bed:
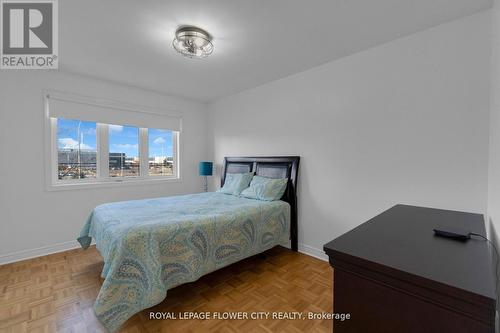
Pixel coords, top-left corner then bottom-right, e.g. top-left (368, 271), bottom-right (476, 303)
top-left (77, 156), bottom-right (300, 332)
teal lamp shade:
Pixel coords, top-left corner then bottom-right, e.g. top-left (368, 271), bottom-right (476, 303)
top-left (199, 162), bottom-right (213, 176)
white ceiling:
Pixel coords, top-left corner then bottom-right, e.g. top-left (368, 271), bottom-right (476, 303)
top-left (60, 0), bottom-right (492, 102)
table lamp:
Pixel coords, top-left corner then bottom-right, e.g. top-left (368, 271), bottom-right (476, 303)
top-left (199, 161), bottom-right (213, 192)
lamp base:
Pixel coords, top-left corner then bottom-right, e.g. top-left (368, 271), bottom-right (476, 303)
top-left (203, 176), bottom-right (208, 192)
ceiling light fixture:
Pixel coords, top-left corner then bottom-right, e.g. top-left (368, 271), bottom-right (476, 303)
top-left (172, 26), bottom-right (213, 59)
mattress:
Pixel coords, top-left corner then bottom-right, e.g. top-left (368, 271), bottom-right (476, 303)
top-left (77, 192), bottom-right (290, 332)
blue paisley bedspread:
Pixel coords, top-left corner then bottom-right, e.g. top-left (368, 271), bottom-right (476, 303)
top-left (77, 192), bottom-right (290, 332)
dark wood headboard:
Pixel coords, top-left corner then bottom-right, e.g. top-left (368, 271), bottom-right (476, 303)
top-left (221, 156), bottom-right (300, 251)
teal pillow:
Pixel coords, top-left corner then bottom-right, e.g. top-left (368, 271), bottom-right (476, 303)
top-left (240, 175), bottom-right (288, 201)
top-left (217, 172), bottom-right (254, 195)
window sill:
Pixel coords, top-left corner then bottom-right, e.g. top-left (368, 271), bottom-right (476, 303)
top-left (45, 176), bottom-right (182, 191)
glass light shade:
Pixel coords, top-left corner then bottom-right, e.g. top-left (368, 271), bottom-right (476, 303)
top-left (173, 26), bottom-right (214, 59)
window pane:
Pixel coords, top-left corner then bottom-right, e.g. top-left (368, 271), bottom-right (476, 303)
top-left (148, 129), bottom-right (174, 176)
top-left (57, 118), bottom-right (97, 180)
top-left (109, 125), bottom-right (140, 177)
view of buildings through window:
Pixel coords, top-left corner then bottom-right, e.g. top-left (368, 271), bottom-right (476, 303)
top-left (56, 118), bottom-right (175, 181)
top-left (108, 125), bottom-right (139, 177)
top-left (57, 118), bottom-right (97, 180)
top-left (148, 128), bottom-right (174, 176)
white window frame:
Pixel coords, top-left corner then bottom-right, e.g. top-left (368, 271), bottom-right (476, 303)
top-left (44, 91), bottom-right (182, 191)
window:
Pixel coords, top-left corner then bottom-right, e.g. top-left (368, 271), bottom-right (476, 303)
top-left (57, 118), bottom-right (97, 180)
top-left (109, 125), bottom-right (140, 178)
top-left (148, 128), bottom-right (174, 176)
top-left (45, 92), bottom-right (181, 189)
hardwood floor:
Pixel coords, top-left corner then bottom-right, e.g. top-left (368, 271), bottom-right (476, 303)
top-left (0, 246), bottom-right (333, 332)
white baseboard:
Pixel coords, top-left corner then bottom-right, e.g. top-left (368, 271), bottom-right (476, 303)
top-left (0, 240), bottom-right (82, 265)
top-left (1, 240), bottom-right (328, 266)
top-left (298, 243), bottom-right (329, 262)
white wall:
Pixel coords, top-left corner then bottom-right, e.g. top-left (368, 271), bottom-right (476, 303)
top-left (490, 0), bottom-right (500, 234)
top-left (0, 71), bottom-right (209, 263)
top-left (488, 0), bottom-right (500, 307)
top-left (209, 12), bottom-right (491, 259)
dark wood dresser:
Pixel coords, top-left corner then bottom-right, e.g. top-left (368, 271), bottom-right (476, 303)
top-left (323, 204), bottom-right (496, 333)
